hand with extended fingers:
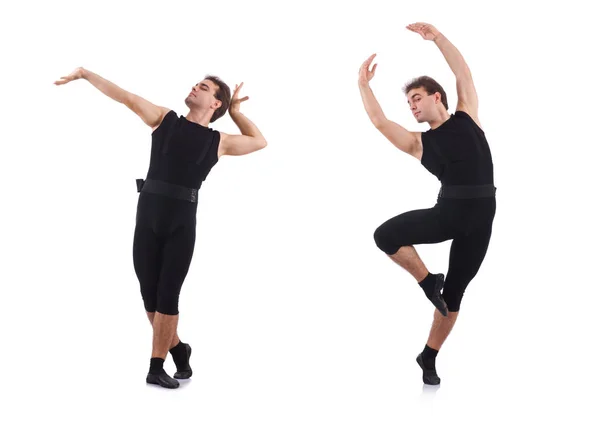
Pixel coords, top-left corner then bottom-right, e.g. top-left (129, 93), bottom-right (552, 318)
top-left (229, 82), bottom-right (249, 114)
top-left (54, 67), bottom-right (86, 85)
top-left (358, 53), bottom-right (378, 86)
top-left (406, 22), bottom-right (442, 41)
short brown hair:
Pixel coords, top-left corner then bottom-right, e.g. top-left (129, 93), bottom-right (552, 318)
top-left (403, 76), bottom-right (448, 110)
top-left (205, 75), bottom-right (231, 123)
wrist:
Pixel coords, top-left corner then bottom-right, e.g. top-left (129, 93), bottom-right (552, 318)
top-left (80, 68), bottom-right (90, 80)
top-left (433, 32), bottom-right (446, 43)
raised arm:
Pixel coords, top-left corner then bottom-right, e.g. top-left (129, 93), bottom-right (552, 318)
top-left (218, 83), bottom-right (267, 157)
top-left (407, 23), bottom-right (481, 126)
top-left (358, 54), bottom-right (420, 158)
top-left (54, 67), bottom-right (170, 130)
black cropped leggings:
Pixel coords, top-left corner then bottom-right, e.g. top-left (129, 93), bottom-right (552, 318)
top-left (374, 197), bottom-right (496, 312)
top-left (132, 192), bottom-right (197, 315)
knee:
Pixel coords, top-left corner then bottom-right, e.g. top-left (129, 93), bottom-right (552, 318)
top-left (374, 224), bottom-right (398, 255)
top-left (442, 284), bottom-right (467, 312)
top-left (444, 293), bottom-right (464, 312)
top-left (156, 292), bottom-right (180, 316)
top-left (140, 285), bottom-right (157, 313)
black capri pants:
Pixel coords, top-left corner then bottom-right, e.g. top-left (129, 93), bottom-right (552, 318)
top-left (374, 196), bottom-right (496, 312)
top-left (133, 192), bottom-right (197, 315)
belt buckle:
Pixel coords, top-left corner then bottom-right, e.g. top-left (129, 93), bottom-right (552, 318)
top-left (136, 178), bottom-right (145, 192)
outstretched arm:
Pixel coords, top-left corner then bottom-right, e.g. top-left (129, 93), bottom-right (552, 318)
top-left (219, 83), bottom-right (267, 157)
top-left (358, 54), bottom-right (420, 158)
top-left (54, 67), bottom-right (169, 129)
top-left (407, 23), bottom-right (480, 124)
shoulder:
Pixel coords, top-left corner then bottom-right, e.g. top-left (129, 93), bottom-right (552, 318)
top-left (454, 109), bottom-right (484, 132)
top-left (151, 109), bottom-right (177, 134)
top-left (158, 108), bottom-right (176, 122)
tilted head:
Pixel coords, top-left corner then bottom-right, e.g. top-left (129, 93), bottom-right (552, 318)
top-left (403, 76), bottom-right (448, 124)
top-left (185, 75), bottom-right (231, 123)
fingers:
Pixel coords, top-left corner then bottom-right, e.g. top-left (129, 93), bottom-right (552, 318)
top-left (406, 23), bottom-right (427, 32)
top-left (407, 22), bottom-right (435, 34)
top-left (232, 83), bottom-right (249, 103)
top-left (406, 23), bottom-right (431, 39)
top-left (363, 53), bottom-right (376, 67)
top-left (233, 82), bottom-right (244, 98)
top-left (359, 53), bottom-right (376, 75)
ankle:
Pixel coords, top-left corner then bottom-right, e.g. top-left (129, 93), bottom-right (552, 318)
top-left (418, 273), bottom-right (438, 297)
top-left (149, 357), bottom-right (165, 375)
top-left (169, 340), bottom-right (182, 352)
top-left (417, 271), bottom-right (431, 284)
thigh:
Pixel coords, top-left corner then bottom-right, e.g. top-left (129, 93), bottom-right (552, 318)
top-left (378, 206), bottom-right (455, 247)
top-left (444, 220), bottom-right (494, 297)
top-left (133, 224), bottom-right (162, 289)
top-left (157, 223), bottom-right (197, 299)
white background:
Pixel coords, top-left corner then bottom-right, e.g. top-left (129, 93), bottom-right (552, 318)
top-left (2, 0), bottom-right (599, 427)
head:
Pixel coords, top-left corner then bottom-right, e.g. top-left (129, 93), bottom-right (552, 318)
top-left (403, 76), bottom-right (448, 123)
top-left (185, 75), bottom-right (231, 123)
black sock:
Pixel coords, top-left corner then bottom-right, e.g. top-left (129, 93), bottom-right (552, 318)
top-left (418, 273), bottom-right (438, 297)
top-left (422, 345), bottom-right (439, 370)
top-left (169, 341), bottom-right (189, 370)
top-left (149, 357), bottom-right (165, 375)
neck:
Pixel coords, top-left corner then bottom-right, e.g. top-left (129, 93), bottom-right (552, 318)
top-left (185, 108), bottom-right (213, 127)
top-left (428, 110), bottom-right (451, 130)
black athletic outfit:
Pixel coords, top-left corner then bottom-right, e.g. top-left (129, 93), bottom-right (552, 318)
top-left (133, 110), bottom-right (220, 315)
top-left (374, 110), bottom-right (496, 312)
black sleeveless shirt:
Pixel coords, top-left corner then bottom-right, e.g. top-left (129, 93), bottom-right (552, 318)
top-left (145, 110), bottom-right (221, 189)
top-left (421, 110), bottom-right (494, 186)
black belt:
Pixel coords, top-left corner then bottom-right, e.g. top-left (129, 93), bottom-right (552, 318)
top-left (438, 184), bottom-right (496, 199)
top-left (136, 178), bottom-right (199, 203)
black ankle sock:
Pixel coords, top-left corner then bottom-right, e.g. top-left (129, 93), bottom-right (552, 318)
top-left (169, 341), bottom-right (189, 370)
top-left (422, 345), bottom-right (439, 370)
top-left (418, 273), bottom-right (438, 297)
top-left (149, 357), bottom-right (165, 375)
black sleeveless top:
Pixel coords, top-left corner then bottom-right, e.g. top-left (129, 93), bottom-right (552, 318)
top-left (421, 110), bottom-right (494, 186)
top-left (145, 110), bottom-right (221, 189)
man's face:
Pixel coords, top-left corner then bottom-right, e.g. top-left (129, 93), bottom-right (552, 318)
top-left (407, 87), bottom-right (436, 123)
top-left (186, 79), bottom-right (221, 110)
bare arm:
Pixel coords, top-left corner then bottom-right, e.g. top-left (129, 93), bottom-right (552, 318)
top-left (433, 34), bottom-right (479, 120)
top-left (55, 67), bottom-right (169, 129)
top-left (407, 23), bottom-right (480, 125)
top-left (358, 55), bottom-right (420, 158)
top-left (219, 83), bottom-right (267, 157)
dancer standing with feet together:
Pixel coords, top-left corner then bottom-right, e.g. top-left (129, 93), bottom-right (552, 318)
top-left (358, 23), bottom-right (496, 385)
top-left (55, 68), bottom-right (267, 388)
